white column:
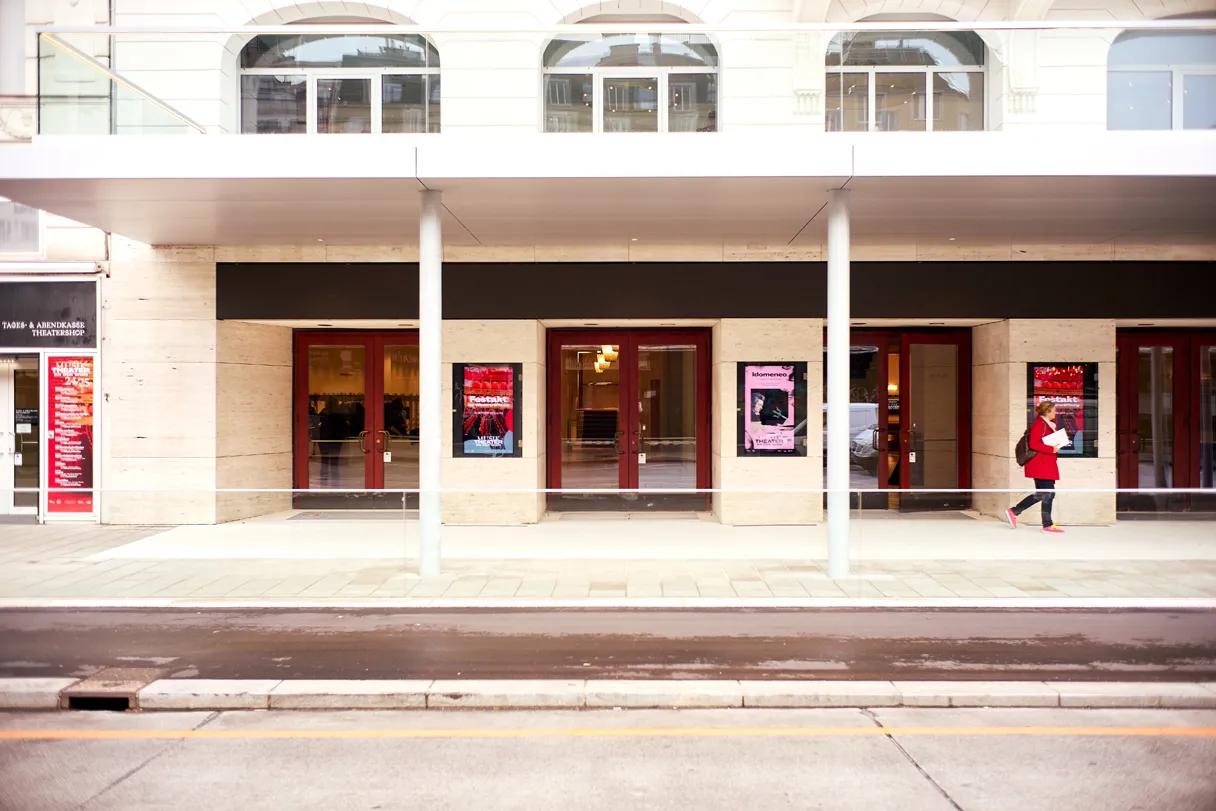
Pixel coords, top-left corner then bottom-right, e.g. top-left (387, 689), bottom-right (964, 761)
top-left (826, 189), bottom-right (851, 579)
top-left (419, 190), bottom-right (443, 576)
top-left (0, 0), bottom-right (25, 97)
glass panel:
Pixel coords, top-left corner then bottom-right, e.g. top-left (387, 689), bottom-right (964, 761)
top-left (543, 34), bottom-right (717, 69)
top-left (874, 73), bottom-right (927, 132)
top-left (933, 71), bottom-right (983, 131)
top-left (241, 34), bottom-right (437, 69)
top-left (13, 367), bottom-right (39, 510)
top-left (636, 344), bottom-right (697, 492)
top-left (668, 73), bottom-right (717, 131)
top-left (240, 75), bottom-right (307, 134)
top-left (307, 346), bottom-right (367, 492)
top-left (1137, 346), bottom-right (1174, 489)
top-left (1107, 71), bottom-right (1172, 131)
top-left (317, 78), bottom-right (372, 133)
top-left (906, 343), bottom-right (961, 510)
top-left (382, 75), bottom-right (440, 133)
top-left (544, 74), bottom-right (594, 132)
top-left (1109, 31), bottom-right (1216, 68)
top-left (823, 345), bottom-right (885, 506)
top-left (825, 73), bottom-right (869, 132)
top-left (1183, 73), bottom-right (1216, 130)
top-left (1200, 347), bottom-right (1216, 503)
top-left (603, 77), bottom-right (659, 132)
top-left (558, 345), bottom-right (622, 499)
top-left (827, 32), bottom-right (985, 68)
top-left (382, 345), bottom-right (419, 504)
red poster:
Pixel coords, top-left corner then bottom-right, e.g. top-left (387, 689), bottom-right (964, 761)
top-left (47, 356), bottom-right (95, 513)
top-left (1030, 363), bottom-right (1085, 458)
top-left (459, 365), bottom-right (516, 456)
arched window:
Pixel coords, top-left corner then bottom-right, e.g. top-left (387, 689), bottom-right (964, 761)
top-left (1108, 30), bottom-right (1216, 130)
top-left (824, 31), bottom-right (986, 132)
top-left (239, 31), bottom-right (440, 134)
top-left (542, 30), bottom-right (718, 132)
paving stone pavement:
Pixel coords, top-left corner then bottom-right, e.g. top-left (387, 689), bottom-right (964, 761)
top-left (1, 522), bottom-right (1216, 601)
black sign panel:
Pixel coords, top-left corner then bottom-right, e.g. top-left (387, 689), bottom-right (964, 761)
top-left (0, 281), bottom-right (97, 349)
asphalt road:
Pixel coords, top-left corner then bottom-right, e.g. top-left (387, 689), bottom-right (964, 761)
top-left (2, 708), bottom-right (1215, 810)
top-left (1, 608), bottom-right (1214, 681)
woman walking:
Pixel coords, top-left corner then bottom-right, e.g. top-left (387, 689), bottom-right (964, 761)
top-left (1006, 401), bottom-right (1065, 534)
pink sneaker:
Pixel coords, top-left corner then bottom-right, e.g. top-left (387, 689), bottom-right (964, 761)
top-left (1005, 509), bottom-right (1017, 529)
top-left (1042, 525), bottom-right (1065, 534)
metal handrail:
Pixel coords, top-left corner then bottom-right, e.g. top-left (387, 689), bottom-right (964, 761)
top-left (32, 19), bottom-right (1216, 34)
top-left (39, 33), bottom-right (207, 135)
top-left (5, 486), bottom-right (1216, 495)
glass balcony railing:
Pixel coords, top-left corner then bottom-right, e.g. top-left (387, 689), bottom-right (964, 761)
top-left (33, 20), bottom-right (1216, 136)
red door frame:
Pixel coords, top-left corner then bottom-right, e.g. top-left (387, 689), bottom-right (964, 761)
top-left (849, 331), bottom-right (895, 490)
top-left (899, 332), bottom-right (973, 496)
top-left (292, 330), bottom-right (419, 493)
top-left (546, 328), bottom-right (712, 502)
top-left (1116, 330), bottom-right (1215, 497)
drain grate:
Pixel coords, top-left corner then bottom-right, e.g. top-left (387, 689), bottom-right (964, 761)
top-left (60, 667), bottom-right (168, 712)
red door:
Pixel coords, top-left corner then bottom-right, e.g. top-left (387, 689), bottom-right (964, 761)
top-left (294, 331), bottom-right (419, 508)
top-left (1117, 331), bottom-right (1216, 512)
top-left (547, 329), bottom-right (711, 510)
top-left (898, 332), bottom-right (971, 511)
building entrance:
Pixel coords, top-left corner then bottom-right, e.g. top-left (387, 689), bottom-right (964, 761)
top-left (547, 329), bottom-right (711, 511)
top-left (0, 356), bottom-right (39, 519)
top-left (1116, 331), bottom-right (1216, 514)
top-left (293, 331), bottom-right (419, 509)
top-left (827, 331), bottom-right (971, 511)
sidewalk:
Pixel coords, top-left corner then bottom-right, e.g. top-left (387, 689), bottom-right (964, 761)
top-left (1, 513), bottom-right (1215, 604)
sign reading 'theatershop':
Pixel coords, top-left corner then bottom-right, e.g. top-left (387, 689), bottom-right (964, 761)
top-left (47, 356), bottom-right (95, 514)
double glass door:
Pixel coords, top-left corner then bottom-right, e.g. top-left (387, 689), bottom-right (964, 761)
top-left (1116, 332), bottom-right (1216, 513)
top-left (293, 332), bottom-right (419, 509)
top-left (548, 330), bottom-right (711, 510)
top-left (826, 331), bottom-right (970, 511)
top-left (0, 356), bottom-right (39, 518)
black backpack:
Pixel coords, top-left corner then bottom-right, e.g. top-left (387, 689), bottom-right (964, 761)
top-left (1015, 427), bottom-right (1038, 467)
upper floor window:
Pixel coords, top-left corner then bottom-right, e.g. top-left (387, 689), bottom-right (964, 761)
top-left (1108, 30), bottom-right (1216, 130)
top-left (239, 33), bottom-right (440, 134)
top-left (542, 33), bottom-right (718, 132)
top-left (825, 31), bottom-right (986, 132)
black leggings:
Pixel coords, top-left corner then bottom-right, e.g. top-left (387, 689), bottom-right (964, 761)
top-left (1012, 479), bottom-right (1055, 527)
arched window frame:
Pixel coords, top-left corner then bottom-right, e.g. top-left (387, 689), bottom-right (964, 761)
top-left (1107, 30), bottom-right (1216, 130)
top-left (541, 32), bottom-right (719, 133)
top-left (238, 32), bottom-right (441, 134)
top-left (824, 31), bottom-right (987, 133)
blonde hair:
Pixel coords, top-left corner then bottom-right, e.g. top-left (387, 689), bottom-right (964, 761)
top-left (1035, 400), bottom-right (1056, 417)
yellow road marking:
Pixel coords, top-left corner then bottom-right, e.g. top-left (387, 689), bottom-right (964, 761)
top-left (1, 726), bottom-right (1215, 741)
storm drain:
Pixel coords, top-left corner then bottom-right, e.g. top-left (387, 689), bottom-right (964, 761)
top-left (60, 667), bottom-right (168, 711)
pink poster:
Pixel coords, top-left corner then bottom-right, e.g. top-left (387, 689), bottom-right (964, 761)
top-left (743, 364), bottom-right (797, 454)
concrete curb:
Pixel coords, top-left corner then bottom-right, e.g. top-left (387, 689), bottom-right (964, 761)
top-left (3, 678), bottom-right (1215, 712)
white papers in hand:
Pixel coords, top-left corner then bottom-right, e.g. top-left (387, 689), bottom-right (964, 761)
top-left (1042, 428), bottom-right (1070, 449)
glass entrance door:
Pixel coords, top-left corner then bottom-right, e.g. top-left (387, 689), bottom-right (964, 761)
top-left (294, 331), bottom-right (418, 509)
top-left (0, 356), bottom-right (39, 518)
top-left (1117, 332), bottom-right (1216, 513)
top-left (548, 330), bottom-right (710, 511)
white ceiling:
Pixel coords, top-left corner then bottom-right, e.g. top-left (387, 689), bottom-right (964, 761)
top-left (0, 132), bottom-right (1213, 248)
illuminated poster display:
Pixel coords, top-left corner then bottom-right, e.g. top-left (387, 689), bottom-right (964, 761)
top-left (1027, 362), bottom-right (1099, 459)
top-left (737, 362), bottom-right (808, 457)
top-left (453, 363), bottom-right (523, 458)
top-left (47, 355), bottom-right (96, 513)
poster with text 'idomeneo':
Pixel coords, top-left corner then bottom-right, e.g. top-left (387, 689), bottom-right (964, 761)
top-left (47, 356), bottom-right (95, 513)
top-left (738, 363), bottom-right (807, 457)
top-left (454, 363), bottom-right (523, 458)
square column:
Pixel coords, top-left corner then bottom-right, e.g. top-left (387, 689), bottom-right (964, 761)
top-left (972, 319), bottom-right (1117, 525)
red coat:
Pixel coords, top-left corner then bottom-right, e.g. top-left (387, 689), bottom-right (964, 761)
top-left (1024, 416), bottom-right (1061, 481)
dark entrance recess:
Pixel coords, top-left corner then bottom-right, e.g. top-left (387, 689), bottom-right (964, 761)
top-left (218, 261), bottom-right (1216, 321)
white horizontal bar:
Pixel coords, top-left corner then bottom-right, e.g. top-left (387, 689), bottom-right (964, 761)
top-left (0, 262), bottom-right (100, 274)
top-left (7, 487), bottom-right (1215, 495)
top-left (34, 19), bottom-right (1216, 35)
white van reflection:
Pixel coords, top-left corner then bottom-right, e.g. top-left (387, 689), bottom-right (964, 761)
top-left (812, 403), bottom-right (880, 474)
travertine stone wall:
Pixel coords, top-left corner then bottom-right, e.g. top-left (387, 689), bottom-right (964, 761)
top-left (441, 319), bottom-right (546, 524)
top-left (972, 319), bottom-right (1117, 525)
top-left (713, 318), bottom-right (823, 525)
top-left (216, 321), bottom-right (293, 522)
top-left (101, 241), bottom-right (219, 524)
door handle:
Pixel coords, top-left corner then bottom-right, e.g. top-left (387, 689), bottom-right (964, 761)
top-left (377, 430), bottom-right (390, 449)
top-left (613, 430), bottom-right (625, 455)
top-left (358, 430), bottom-right (370, 453)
